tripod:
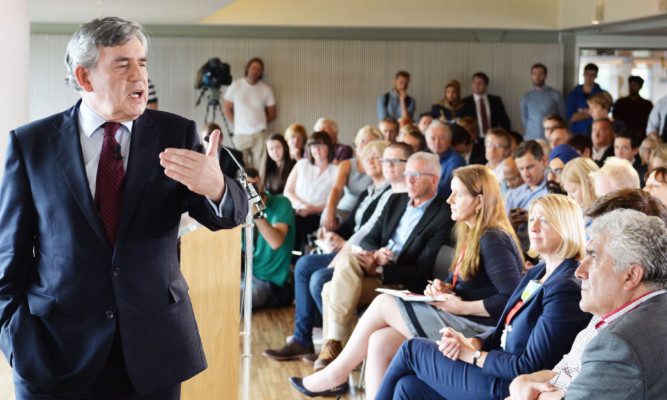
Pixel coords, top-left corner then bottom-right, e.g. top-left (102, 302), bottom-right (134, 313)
top-left (196, 87), bottom-right (235, 147)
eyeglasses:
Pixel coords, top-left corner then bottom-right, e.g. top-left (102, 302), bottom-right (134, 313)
top-left (380, 158), bottom-right (408, 165)
top-left (504, 175), bottom-right (522, 184)
top-left (484, 142), bottom-right (507, 149)
top-left (403, 171), bottom-right (435, 180)
top-left (544, 167), bottom-right (562, 177)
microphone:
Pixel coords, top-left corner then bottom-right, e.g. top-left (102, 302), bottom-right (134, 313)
top-left (113, 145), bottom-right (123, 160)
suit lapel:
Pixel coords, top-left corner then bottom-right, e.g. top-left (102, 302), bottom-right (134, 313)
top-left (401, 196), bottom-right (443, 253)
top-left (49, 102), bottom-right (110, 247)
top-left (115, 112), bottom-right (158, 243)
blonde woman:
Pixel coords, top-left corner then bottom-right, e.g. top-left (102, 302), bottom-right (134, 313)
top-left (290, 165), bottom-right (524, 398)
top-left (561, 157), bottom-right (600, 212)
top-left (284, 123), bottom-right (308, 161)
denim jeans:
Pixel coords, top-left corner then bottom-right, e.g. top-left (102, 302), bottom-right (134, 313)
top-left (292, 252), bottom-right (336, 344)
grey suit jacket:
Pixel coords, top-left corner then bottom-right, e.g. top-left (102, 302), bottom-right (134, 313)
top-left (565, 293), bottom-right (667, 399)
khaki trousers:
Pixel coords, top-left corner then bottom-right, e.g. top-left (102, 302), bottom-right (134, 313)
top-left (231, 130), bottom-right (267, 169)
top-left (321, 252), bottom-right (383, 345)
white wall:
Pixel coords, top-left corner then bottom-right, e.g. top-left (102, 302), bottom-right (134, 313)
top-left (30, 34), bottom-right (563, 145)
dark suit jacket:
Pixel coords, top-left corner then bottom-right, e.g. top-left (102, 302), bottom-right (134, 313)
top-left (594, 145), bottom-right (615, 167)
top-left (566, 293), bottom-right (667, 400)
top-left (359, 193), bottom-right (453, 293)
top-left (461, 94), bottom-right (512, 131)
top-left (478, 259), bottom-right (591, 395)
top-left (218, 145), bottom-right (245, 180)
top-left (0, 101), bottom-right (248, 394)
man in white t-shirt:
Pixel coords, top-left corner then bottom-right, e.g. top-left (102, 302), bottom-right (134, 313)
top-left (223, 57), bottom-right (276, 167)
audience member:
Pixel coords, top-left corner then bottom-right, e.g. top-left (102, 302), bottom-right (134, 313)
top-left (417, 113), bottom-right (433, 134)
top-left (613, 75), bottom-right (653, 139)
top-left (639, 136), bottom-right (658, 167)
top-left (535, 139), bottom-right (551, 160)
top-left (259, 133), bottom-right (295, 194)
top-left (432, 79), bottom-right (465, 122)
top-left (508, 208), bottom-right (667, 400)
top-left (380, 117), bottom-right (400, 142)
top-left (314, 118), bottom-right (353, 163)
top-left (315, 153), bottom-right (452, 372)
top-left (542, 114), bottom-right (567, 143)
top-left (560, 157), bottom-right (599, 212)
top-left (452, 123), bottom-right (486, 165)
top-left (590, 118), bottom-right (615, 167)
top-left (508, 130), bottom-right (524, 151)
top-left (244, 168), bottom-right (296, 308)
top-left (644, 167), bottom-right (667, 207)
top-left (290, 165), bottom-right (523, 398)
top-left (401, 129), bottom-right (426, 153)
top-left (263, 142), bottom-right (410, 363)
top-left (585, 187), bottom-right (667, 223)
top-left (200, 122), bottom-right (246, 180)
top-left (425, 120), bottom-right (466, 198)
top-left (484, 128), bottom-right (512, 191)
top-left (283, 131), bottom-right (338, 251)
top-left (506, 141), bottom-right (549, 250)
top-left (548, 127), bottom-right (571, 149)
top-left (592, 157), bottom-right (640, 198)
top-left (502, 156), bottom-right (524, 197)
top-left (587, 92), bottom-right (625, 134)
top-left (396, 123), bottom-right (419, 142)
top-left (457, 116), bottom-right (486, 162)
top-left (646, 93), bottom-right (667, 142)
top-left (461, 72), bottom-right (511, 134)
top-left (546, 145), bottom-right (580, 195)
top-left (566, 63), bottom-right (604, 135)
top-left (614, 129), bottom-right (646, 186)
top-left (378, 71), bottom-right (415, 125)
top-left (521, 63), bottom-right (566, 140)
top-left (374, 195), bottom-right (590, 400)
top-left (223, 57), bottom-right (276, 167)
top-left (648, 143), bottom-right (667, 170)
top-left (321, 126), bottom-right (382, 230)
top-left (567, 134), bottom-right (593, 159)
top-left (285, 123), bottom-right (308, 161)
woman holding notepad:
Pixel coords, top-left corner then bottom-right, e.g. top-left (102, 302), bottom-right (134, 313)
top-left (290, 165), bottom-right (524, 398)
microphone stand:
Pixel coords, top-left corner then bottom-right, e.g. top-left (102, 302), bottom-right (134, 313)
top-left (219, 145), bottom-right (264, 400)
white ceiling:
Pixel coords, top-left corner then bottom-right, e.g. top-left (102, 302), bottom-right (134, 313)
top-left (30, 0), bottom-right (234, 25)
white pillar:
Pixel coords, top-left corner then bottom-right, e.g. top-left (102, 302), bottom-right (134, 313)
top-left (0, 0), bottom-right (30, 178)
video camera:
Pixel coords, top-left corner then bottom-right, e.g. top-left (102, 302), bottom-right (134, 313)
top-left (195, 57), bottom-right (232, 90)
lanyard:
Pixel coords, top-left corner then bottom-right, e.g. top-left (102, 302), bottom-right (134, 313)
top-left (451, 241), bottom-right (468, 288)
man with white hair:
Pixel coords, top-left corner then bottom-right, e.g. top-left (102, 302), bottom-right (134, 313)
top-left (592, 156), bottom-right (640, 198)
top-left (425, 120), bottom-right (466, 198)
top-left (314, 117), bottom-right (353, 162)
top-left (507, 209), bottom-right (667, 399)
top-left (312, 152), bottom-right (452, 371)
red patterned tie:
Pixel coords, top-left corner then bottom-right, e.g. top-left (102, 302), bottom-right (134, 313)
top-left (479, 98), bottom-right (489, 136)
top-left (95, 122), bottom-right (125, 245)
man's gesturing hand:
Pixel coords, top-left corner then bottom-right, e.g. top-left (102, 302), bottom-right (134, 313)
top-left (160, 129), bottom-right (226, 203)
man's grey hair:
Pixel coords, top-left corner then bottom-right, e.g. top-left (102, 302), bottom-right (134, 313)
top-left (314, 118), bottom-right (339, 135)
top-left (65, 17), bottom-right (149, 91)
top-left (589, 208), bottom-right (667, 290)
top-left (408, 151), bottom-right (442, 179)
top-left (426, 120), bottom-right (451, 139)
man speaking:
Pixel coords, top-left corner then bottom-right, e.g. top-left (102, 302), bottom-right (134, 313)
top-left (0, 17), bottom-right (247, 399)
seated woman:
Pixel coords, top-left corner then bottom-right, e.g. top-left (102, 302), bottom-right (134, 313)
top-left (644, 167), bottom-right (667, 207)
top-left (285, 123), bottom-right (308, 161)
top-left (290, 165), bottom-right (524, 398)
top-left (373, 194), bottom-right (591, 400)
top-left (321, 125), bottom-right (383, 231)
top-left (561, 157), bottom-right (600, 213)
top-left (259, 133), bottom-right (295, 194)
top-left (649, 143), bottom-right (667, 171)
top-left (431, 79), bottom-right (464, 122)
top-left (283, 131), bottom-right (338, 251)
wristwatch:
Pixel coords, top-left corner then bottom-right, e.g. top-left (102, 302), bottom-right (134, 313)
top-left (473, 350), bottom-right (482, 366)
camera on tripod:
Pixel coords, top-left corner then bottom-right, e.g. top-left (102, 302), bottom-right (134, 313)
top-left (195, 58), bottom-right (233, 125)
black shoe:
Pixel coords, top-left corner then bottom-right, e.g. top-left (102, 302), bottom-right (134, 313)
top-left (289, 377), bottom-right (349, 397)
top-left (263, 339), bottom-right (315, 361)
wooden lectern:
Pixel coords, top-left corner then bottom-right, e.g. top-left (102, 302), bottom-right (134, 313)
top-left (179, 222), bottom-right (242, 399)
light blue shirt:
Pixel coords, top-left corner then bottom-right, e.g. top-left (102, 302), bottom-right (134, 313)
top-left (77, 101), bottom-right (229, 214)
top-left (387, 193), bottom-right (437, 260)
top-left (520, 85), bottom-right (566, 140)
top-left (377, 90), bottom-right (416, 121)
top-left (646, 95), bottom-right (667, 136)
top-left (505, 178), bottom-right (548, 251)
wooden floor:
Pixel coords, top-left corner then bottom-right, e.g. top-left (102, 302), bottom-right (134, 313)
top-left (0, 305), bottom-right (365, 400)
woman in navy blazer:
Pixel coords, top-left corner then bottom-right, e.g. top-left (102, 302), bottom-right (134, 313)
top-left (375, 194), bottom-right (592, 400)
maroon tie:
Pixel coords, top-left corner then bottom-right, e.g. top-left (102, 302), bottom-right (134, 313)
top-left (479, 98), bottom-right (489, 136)
top-left (95, 122), bottom-right (125, 245)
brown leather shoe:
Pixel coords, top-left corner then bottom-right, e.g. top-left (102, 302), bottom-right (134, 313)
top-left (313, 339), bottom-right (342, 371)
top-left (263, 339), bottom-right (314, 361)
top-left (301, 352), bottom-right (319, 364)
